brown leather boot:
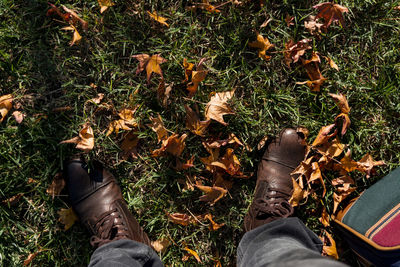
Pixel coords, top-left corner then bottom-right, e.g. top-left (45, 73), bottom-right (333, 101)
top-left (244, 128), bottom-right (306, 232)
top-left (64, 159), bottom-right (151, 248)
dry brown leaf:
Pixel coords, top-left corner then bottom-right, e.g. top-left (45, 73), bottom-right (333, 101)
top-left (321, 231), bottom-right (339, 259)
top-left (320, 206), bottom-right (330, 227)
top-left (211, 148), bottom-right (245, 177)
top-left (0, 94), bottom-right (13, 123)
top-left (132, 54), bottom-right (167, 84)
top-left (329, 93), bottom-right (350, 114)
top-left (312, 124), bottom-right (337, 147)
top-left (147, 11), bottom-right (169, 27)
top-left (121, 131), bottom-right (139, 160)
top-left (98, 0), bottom-right (115, 13)
top-left (157, 81), bottom-right (172, 107)
top-left (60, 123), bottom-right (94, 152)
top-left (61, 5), bottom-right (88, 31)
top-left (200, 142), bottom-right (220, 172)
top-left (195, 185), bottom-right (227, 205)
top-left (23, 250), bottom-right (42, 266)
top-left (284, 39), bottom-right (312, 66)
top-left (332, 175), bottom-right (354, 187)
top-left (175, 156), bottom-right (195, 171)
top-left (58, 208), bottom-right (78, 230)
top-left (187, 70), bottom-right (208, 96)
top-left (289, 178), bottom-right (306, 207)
top-left (152, 133), bottom-right (187, 157)
top-left (151, 237), bottom-right (171, 253)
top-left (357, 153), bottom-right (385, 178)
top-left (257, 136), bottom-right (269, 150)
top-left (310, 162), bottom-right (326, 197)
top-left (333, 186), bottom-right (356, 213)
top-left (339, 150), bottom-right (358, 173)
top-left (183, 58), bottom-right (194, 82)
top-left (285, 14), bottom-right (294, 27)
top-left (204, 214), bottom-right (225, 231)
top-left (324, 56), bottom-right (339, 70)
top-left (12, 111), bottom-right (24, 124)
top-left (107, 108), bottom-right (138, 136)
top-left (304, 15), bottom-right (324, 35)
top-left (46, 173), bottom-right (66, 199)
top-left (2, 193), bottom-right (24, 206)
top-left (249, 34), bottom-right (275, 61)
top-left (297, 52), bottom-right (327, 92)
top-left (147, 115), bottom-right (168, 142)
top-left (61, 25), bottom-right (82, 46)
top-left (88, 93), bottom-right (104, 104)
top-left (166, 212), bottom-right (195, 226)
top-left (182, 247), bottom-right (202, 263)
top-left (189, 0), bottom-right (221, 13)
top-left (314, 2), bottom-right (349, 29)
top-left (205, 90), bottom-right (235, 126)
top-left (335, 113), bottom-right (351, 136)
top-left (185, 105), bottom-right (211, 136)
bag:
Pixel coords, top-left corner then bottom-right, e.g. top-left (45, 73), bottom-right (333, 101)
top-left (335, 167), bottom-right (400, 267)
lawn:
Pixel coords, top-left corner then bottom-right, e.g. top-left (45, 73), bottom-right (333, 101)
top-left (1, 0), bottom-right (400, 266)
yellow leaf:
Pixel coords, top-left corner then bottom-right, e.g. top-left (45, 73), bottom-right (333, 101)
top-left (204, 214), bottom-right (225, 231)
top-left (132, 54), bottom-right (167, 84)
top-left (324, 56), bottom-right (339, 70)
top-left (0, 94), bottom-right (13, 123)
top-left (98, 0), bottom-right (115, 13)
top-left (58, 208), bottom-right (78, 230)
top-left (205, 90), bottom-right (235, 125)
top-left (183, 58), bottom-right (194, 82)
top-left (152, 133), bottom-right (187, 157)
top-left (195, 185), bottom-right (227, 205)
top-left (61, 25), bottom-right (82, 46)
top-left (321, 231), bottom-right (339, 259)
top-left (249, 34), bottom-right (274, 61)
top-left (187, 70), bottom-right (208, 96)
top-left (319, 206), bottom-right (330, 227)
top-left (211, 148), bottom-right (245, 177)
top-left (107, 108), bottom-right (138, 136)
top-left (182, 247), bottom-right (202, 263)
top-left (147, 11), bottom-right (169, 27)
top-left (60, 123), bottom-right (94, 152)
top-left (289, 177), bottom-right (305, 207)
top-left (147, 114), bottom-right (169, 142)
top-left (151, 237), bottom-right (171, 253)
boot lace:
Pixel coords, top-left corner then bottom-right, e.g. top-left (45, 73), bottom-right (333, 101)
top-left (90, 208), bottom-right (130, 247)
top-left (253, 188), bottom-right (294, 219)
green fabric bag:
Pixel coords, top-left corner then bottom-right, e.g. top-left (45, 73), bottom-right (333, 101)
top-left (335, 167), bottom-right (400, 267)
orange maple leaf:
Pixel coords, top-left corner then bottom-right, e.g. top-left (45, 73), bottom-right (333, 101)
top-left (249, 34), bottom-right (275, 61)
top-left (0, 94), bottom-right (13, 123)
top-left (313, 2), bottom-right (349, 29)
top-left (147, 11), bottom-right (169, 27)
top-left (132, 54), bottom-right (167, 84)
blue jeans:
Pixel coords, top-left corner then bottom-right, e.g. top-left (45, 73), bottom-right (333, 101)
top-left (89, 217), bottom-right (348, 267)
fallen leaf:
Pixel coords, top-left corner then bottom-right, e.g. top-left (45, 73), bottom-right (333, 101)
top-left (324, 56), bottom-right (339, 70)
top-left (46, 173), bottom-right (66, 199)
top-left (185, 105), bottom-right (210, 136)
top-left (357, 153), bottom-right (385, 178)
top-left (61, 25), bottom-right (82, 46)
top-left (316, 138), bottom-right (345, 161)
top-left (147, 11), bottom-right (169, 27)
top-left (12, 111), bottom-right (24, 124)
top-left (157, 81), bottom-right (172, 107)
top-left (187, 70), bottom-right (208, 96)
top-left (304, 15), bottom-right (324, 35)
top-left (249, 34), bottom-right (275, 61)
top-left (152, 133), bottom-right (187, 157)
top-left (151, 237), bottom-right (171, 253)
top-left (285, 14), bottom-right (294, 27)
top-left (2, 193), bottom-right (24, 206)
top-left (121, 131), bottom-right (139, 160)
top-left (332, 175), bottom-right (354, 187)
top-left (107, 108), bottom-right (138, 136)
top-left (58, 208), bottom-right (78, 230)
top-left (88, 93), bottom-right (104, 104)
top-left (23, 250), bottom-right (42, 266)
top-left (175, 156), bottom-right (195, 171)
top-left (195, 185), bottom-right (227, 205)
top-left (321, 231), bottom-right (339, 259)
top-left (182, 247), bottom-right (202, 263)
top-left (297, 52), bottom-right (326, 92)
top-left (333, 186), bottom-right (356, 213)
top-left (211, 148), bottom-right (244, 177)
top-left (339, 150), bottom-right (358, 173)
top-left (62, 5), bottom-right (88, 31)
top-left (0, 94), bottom-right (13, 123)
top-left (46, 4), bottom-right (73, 23)
top-left (166, 212), bottom-right (195, 226)
top-left (335, 113), bottom-right (351, 135)
top-left (183, 58), bottom-right (194, 82)
top-left (284, 39), bottom-right (312, 66)
top-left (289, 178), bottom-right (305, 207)
top-left (320, 206), bottom-right (330, 227)
top-left (312, 124), bottom-right (337, 147)
top-left (204, 214), bottom-right (225, 231)
top-left (205, 90), bottom-right (235, 125)
top-left (314, 2), bottom-right (349, 29)
top-left (200, 142), bottom-right (220, 172)
top-left (98, 0), bottom-right (115, 13)
top-left (189, 0), bottom-right (221, 13)
top-left (310, 162), bottom-right (326, 197)
top-left (329, 93), bottom-right (350, 114)
top-left (148, 115), bottom-right (169, 142)
top-left (257, 136), bottom-right (269, 150)
top-left (132, 54), bottom-right (167, 84)
top-left (296, 127), bottom-right (309, 145)
top-left (60, 123), bottom-right (94, 152)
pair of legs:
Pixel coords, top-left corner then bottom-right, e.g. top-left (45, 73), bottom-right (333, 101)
top-left (65, 129), bottom-right (348, 266)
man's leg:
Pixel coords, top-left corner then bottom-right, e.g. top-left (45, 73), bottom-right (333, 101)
top-left (238, 217), bottom-right (347, 267)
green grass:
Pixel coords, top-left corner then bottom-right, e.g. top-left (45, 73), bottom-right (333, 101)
top-left (1, 0), bottom-right (400, 265)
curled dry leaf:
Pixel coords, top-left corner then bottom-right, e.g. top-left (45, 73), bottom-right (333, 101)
top-left (319, 206), bottom-right (330, 227)
top-left (187, 70), bottom-right (208, 96)
top-left (152, 133), bottom-right (187, 157)
top-left (183, 58), bottom-right (194, 82)
top-left (148, 114), bottom-right (168, 142)
top-left (12, 111), bottom-right (24, 124)
top-left (312, 124), bottom-right (337, 147)
top-left (357, 153), bottom-right (385, 178)
top-left (333, 186), bottom-right (356, 213)
top-left (132, 54), bottom-right (167, 84)
top-left (185, 105), bottom-right (210, 137)
top-left (151, 237), bottom-right (171, 253)
top-left (284, 39), bottom-right (312, 66)
top-left (249, 34), bottom-right (275, 61)
top-left (157, 81), bottom-right (172, 107)
top-left (310, 162), bottom-right (326, 197)
top-left (313, 2), bottom-right (349, 29)
top-left (329, 93), bottom-right (350, 114)
top-left (321, 231), bottom-right (339, 259)
top-left (121, 131), bottom-right (139, 160)
top-left (182, 247), bottom-right (202, 263)
top-left (195, 185), bottom-right (227, 205)
top-left (205, 90), bottom-right (235, 126)
top-left (335, 113), bottom-right (351, 135)
top-left (23, 250), bottom-right (42, 266)
top-left (297, 52), bottom-right (326, 92)
top-left (107, 108), bottom-right (138, 136)
top-left (205, 133), bottom-right (244, 149)
top-left (61, 25), bottom-right (82, 46)
top-left (257, 136), bottom-right (269, 150)
top-left (46, 173), bottom-right (66, 199)
top-left (332, 175), bottom-right (355, 187)
top-left (166, 212), bottom-right (195, 226)
top-left (211, 148), bottom-right (245, 177)
top-left (304, 15), bottom-right (324, 35)
top-left (61, 5), bottom-right (88, 31)
top-left (204, 214), bottom-right (225, 231)
top-left (60, 123), bottom-right (94, 152)
top-left (147, 11), bottom-right (169, 27)
top-left (98, 0), bottom-right (115, 13)
top-left (200, 142), bottom-right (220, 172)
top-left (339, 150), bottom-right (358, 173)
top-left (324, 56), bottom-right (339, 70)
top-left (58, 207), bottom-right (78, 230)
top-left (0, 94), bottom-right (13, 123)
top-left (289, 177), bottom-right (306, 207)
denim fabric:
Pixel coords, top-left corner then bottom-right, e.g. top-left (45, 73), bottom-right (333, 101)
top-left (237, 217), bottom-right (349, 267)
top-left (89, 239), bottom-right (163, 267)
